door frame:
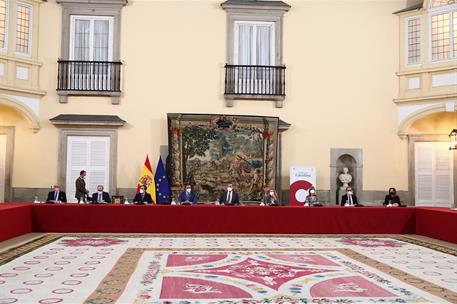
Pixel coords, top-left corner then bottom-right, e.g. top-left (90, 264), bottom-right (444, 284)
top-left (408, 134), bottom-right (457, 207)
top-left (0, 126), bottom-right (15, 202)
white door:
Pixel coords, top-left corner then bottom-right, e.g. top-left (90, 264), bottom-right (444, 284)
top-left (0, 134), bottom-right (6, 203)
top-left (66, 136), bottom-right (110, 202)
top-left (415, 142), bottom-right (454, 207)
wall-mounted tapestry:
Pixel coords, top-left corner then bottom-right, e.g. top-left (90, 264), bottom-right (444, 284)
top-left (167, 114), bottom-right (283, 202)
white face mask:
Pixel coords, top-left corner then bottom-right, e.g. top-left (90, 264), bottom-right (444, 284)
top-left (140, 189), bottom-right (145, 194)
top-left (54, 188), bottom-right (59, 192)
top-left (186, 188), bottom-right (191, 193)
top-left (98, 190), bottom-right (103, 193)
top-left (227, 187), bottom-right (232, 192)
top-left (347, 191), bottom-right (353, 195)
top-left (269, 191), bottom-right (275, 196)
top-left (310, 190), bottom-right (315, 194)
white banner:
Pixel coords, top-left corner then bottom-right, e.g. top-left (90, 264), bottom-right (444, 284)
top-left (290, 167), bottom-right (316, 206)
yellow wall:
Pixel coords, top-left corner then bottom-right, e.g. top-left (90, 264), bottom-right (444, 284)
top-left (409, 112), bottom-right (457, 134)
top-left (3, 0), bottom-right (411, 192)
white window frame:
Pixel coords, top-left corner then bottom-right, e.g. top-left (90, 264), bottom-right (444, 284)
top-left (0, 0), bottom-right (9, 53)
top-left (428, 3), bottom-right (457, 63)
top-left (14, 1), bottom-right (32, 57)
top-left (405, 15), bottom-right (422, 67)
top-left (233, 21), bottom-right (276, 66)
top-left (69, 15), bottom-right (114, 61)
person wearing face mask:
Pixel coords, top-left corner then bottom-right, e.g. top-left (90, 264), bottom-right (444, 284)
top-left (384, 187), bottom-right (401, 206)
top-left (178, 184), bottom-right (198, 205)
top-left (75, 170), bottom-right (90, 203)
top-left (304, 187), bottom-right (321, 206)
top-left (91, 185), bottom-right (111, 204)
top-left (133, 185), bottom-right (153, 205)
top-left (219, 183), bottom-right (240, 205)
top-left (46, 184), bottom-right (67, 203)
top-left (340, 187), bottom-right (361, 206)
top-left (263, 189), bottom-right (279, 206)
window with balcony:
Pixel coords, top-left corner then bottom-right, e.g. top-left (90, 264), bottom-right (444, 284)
top-left (56, 0), bottom-right (127, 104)
top-left (430, 0), bottom-right (457, 61)
top-left (221, 0), bottom-right (290, 108)
top-left (406, 17), bottom-right (421, 65)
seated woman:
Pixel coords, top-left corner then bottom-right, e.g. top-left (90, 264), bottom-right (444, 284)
top-left (304, 187), bottom-right (322, 206)
top-left (384, 187), bottom-right (401, 206)
top-left (263, 189), bottom-right (279, 206)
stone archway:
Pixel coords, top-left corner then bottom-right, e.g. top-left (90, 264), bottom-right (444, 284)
top-left (0, 95), bottom-right (40, 132)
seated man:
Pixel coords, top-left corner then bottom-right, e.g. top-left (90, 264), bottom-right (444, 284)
top-left (133, 185), bottom-right (153, 205)
top-left (219, 183), bottom-right (240, 205)
top-left (178, 184), bottom-right (198, 205)
top-left (91, 185), bottom-right (111, 204)
top-left (340, 187), bottom-right (361, 206)
top-left (46, 184), bottom-right (67, 203)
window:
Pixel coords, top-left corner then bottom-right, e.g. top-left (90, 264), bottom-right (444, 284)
top-left (234, 21), bottom-right (275, 66)
top-left (429, 0), bottom-right (457, 61)
top-left (406, 17), bottom-right (421, 65)
top-left (69, 15), bottom-right (113, 61)
top-left (431, 0), bottom-right (456, 8)
top-left (0, 0), bottom-right (8, 52)
top-left (15, 2), bottom-right (31, 56)
top-left (66, 136), bottom-right (110, 202)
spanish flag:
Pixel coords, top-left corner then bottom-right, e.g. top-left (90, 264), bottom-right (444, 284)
top-left (137, 155), bottom-right (156, 204)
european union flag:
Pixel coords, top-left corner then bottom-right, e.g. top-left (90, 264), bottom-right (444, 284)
top-left (154, 156), bottom-right (172, 204)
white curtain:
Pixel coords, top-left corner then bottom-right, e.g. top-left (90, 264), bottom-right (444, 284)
top-left (94, 20), bottom-right (109, 61)
top-left (256, 26), bottom-right (271, 66)
top-left (238, 24), bottom-right (252, 65)
top-left (74, 19), bottom-right (90, 60)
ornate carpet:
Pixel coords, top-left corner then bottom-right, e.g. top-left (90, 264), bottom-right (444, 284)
top-left (0, 235), bottom-right (456, 303)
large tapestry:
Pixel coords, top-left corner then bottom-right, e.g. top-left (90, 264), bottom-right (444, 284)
top-left (167, 114), bottom-right (280, 202)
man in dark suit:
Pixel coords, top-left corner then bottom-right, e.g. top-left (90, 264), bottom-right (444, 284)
top-left (133, 185), bottom-right (153, 204)
top-left (46, 184), bottom-right (67, 203)
top-left (75, 170), bottom-right (89, 203)
top-left (341, 187), bottom-right (361, 206)
top-left (219, 183), bottom-right (240, 205)
top-left (178, 184), bottom-right (198, 205)
top-left (91, 185), bottom-right (111, 204)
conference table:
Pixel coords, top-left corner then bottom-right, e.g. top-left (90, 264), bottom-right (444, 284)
top-left (0, 203), bottom-right (456, 244)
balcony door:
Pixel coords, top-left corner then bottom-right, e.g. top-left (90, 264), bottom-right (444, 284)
top-left (415, 142), bottom-right (454, 207)
top-left (69, 16), bottom-right (114, 90)
top-left (233, 21), bottom-right (275, 94)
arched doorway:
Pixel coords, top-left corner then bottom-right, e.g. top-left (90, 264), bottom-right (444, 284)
top-left (0, 98), bottom-right (40, 202)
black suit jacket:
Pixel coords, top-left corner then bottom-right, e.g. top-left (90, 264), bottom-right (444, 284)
top-left (384, 195), bottom-right (401, 206)
top-left (341, 194), bottom-right (360, 206)
top-left (46, 191), bottom-right (67, 203)
top-left (133, 192), bottom-right (153, 204)
top-left (220, 191), bottom-right (240, 205)
top-left (91, 192), bottom-right (111, 203)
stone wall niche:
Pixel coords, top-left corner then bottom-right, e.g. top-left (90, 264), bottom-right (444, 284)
top-left (330, 148), bottom-right (363, 205)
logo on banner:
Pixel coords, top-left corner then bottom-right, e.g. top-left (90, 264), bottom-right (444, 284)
top-left (290, 167), bottom-right (316, 206)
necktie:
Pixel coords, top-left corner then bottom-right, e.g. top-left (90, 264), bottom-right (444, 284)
top-left (98, 193), bottom-right (102, 202)
top-left (349, 195), bottom-right (353, 205)
top-left (228, 192), bottom-right (232, 204)
top-left (54, 192), bottom-right (58, 201)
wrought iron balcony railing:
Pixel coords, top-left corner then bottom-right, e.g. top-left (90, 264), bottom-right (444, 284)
top-left (224, 64), bottom-right (286, 97)
top-left (57, 60), bottom-right (122, 92)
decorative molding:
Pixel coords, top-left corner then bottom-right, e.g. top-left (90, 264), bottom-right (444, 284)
top-left (0, 95), bottom-right (40, 131)
top-left (50, 114), bottom-right (126, 127)
top-left (330, 148), bottom-right (363, 205)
